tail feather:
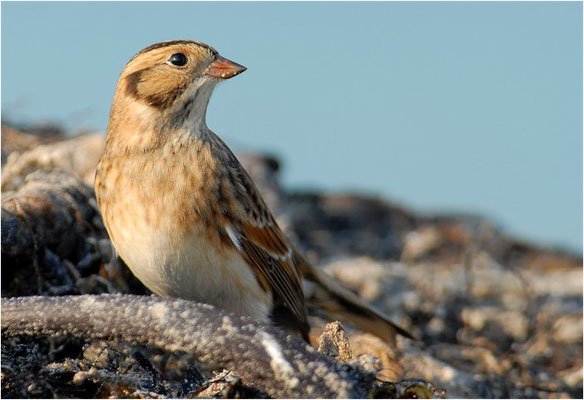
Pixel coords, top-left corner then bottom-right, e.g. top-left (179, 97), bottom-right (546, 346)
top-left (295, 251), bottom-right (415, 345)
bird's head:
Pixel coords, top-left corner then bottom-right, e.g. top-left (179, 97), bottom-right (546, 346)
top-left (110, 40), bottom-right (245, 135)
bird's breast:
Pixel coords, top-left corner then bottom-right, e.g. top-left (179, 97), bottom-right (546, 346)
top-left (95, 141), bottom-right (272, 321)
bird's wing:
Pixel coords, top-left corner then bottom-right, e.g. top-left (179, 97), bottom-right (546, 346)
top-left (218, 149), bottom-right (308, 337)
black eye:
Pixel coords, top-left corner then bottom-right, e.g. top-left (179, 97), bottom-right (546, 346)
top-left (168, 53), bottom-right (187, 67)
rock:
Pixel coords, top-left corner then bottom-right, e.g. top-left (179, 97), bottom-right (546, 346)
top-left (553, 315), bottom-right (583, 344)
top-left (401, 226), bottom-right (444, 261)
top-left (317, 321), bottom-right (353, 362)
top-left (1, 125), bottom-right (50, 161)
top-left (350, 333), bottom-right (403, 382)
top-left (2, 132), bottom-right (105, 191)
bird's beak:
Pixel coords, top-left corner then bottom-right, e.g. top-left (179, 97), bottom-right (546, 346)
top-left (205, 56), bottom-right (246, 79)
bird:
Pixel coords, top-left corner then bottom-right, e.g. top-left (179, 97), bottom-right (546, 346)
top-left (95, 40), bottom-right (413, 344)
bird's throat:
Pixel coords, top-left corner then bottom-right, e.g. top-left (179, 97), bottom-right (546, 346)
top-left (169, 80), bottom-right (216, 135)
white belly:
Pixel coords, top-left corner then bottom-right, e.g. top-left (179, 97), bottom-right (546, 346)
top-left (111, 219), bottom-right (273, 322)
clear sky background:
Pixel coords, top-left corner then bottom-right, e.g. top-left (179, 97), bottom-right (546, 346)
top-left (2, 1), bottom-right (582, 253)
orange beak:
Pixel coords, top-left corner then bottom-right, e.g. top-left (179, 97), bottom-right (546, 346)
top-left (205, 56), bottom-right (246, 79)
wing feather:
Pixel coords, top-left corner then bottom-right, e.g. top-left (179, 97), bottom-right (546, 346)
top-left (218, 147), bottom-right (308, 336)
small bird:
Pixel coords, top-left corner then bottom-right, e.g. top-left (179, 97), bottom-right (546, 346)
top-left (95, 40), bottom-right (412, 343)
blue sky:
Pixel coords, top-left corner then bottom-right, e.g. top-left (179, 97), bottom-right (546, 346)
top-left (2, 1), bottom-right (582, 252)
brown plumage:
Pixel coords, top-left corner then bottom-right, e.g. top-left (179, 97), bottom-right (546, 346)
top-left (95, 40), bottom-right (413, 343)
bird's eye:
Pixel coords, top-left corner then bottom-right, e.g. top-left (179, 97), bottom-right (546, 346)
top-left (168, 53), bottom-right (187, 67)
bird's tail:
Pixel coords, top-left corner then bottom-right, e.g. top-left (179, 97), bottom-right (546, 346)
top-left (294, 251), bottom-right (415, 346)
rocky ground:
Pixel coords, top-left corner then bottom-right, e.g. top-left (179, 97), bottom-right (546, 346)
top-left (1, 122), bottom-right (582, 398)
